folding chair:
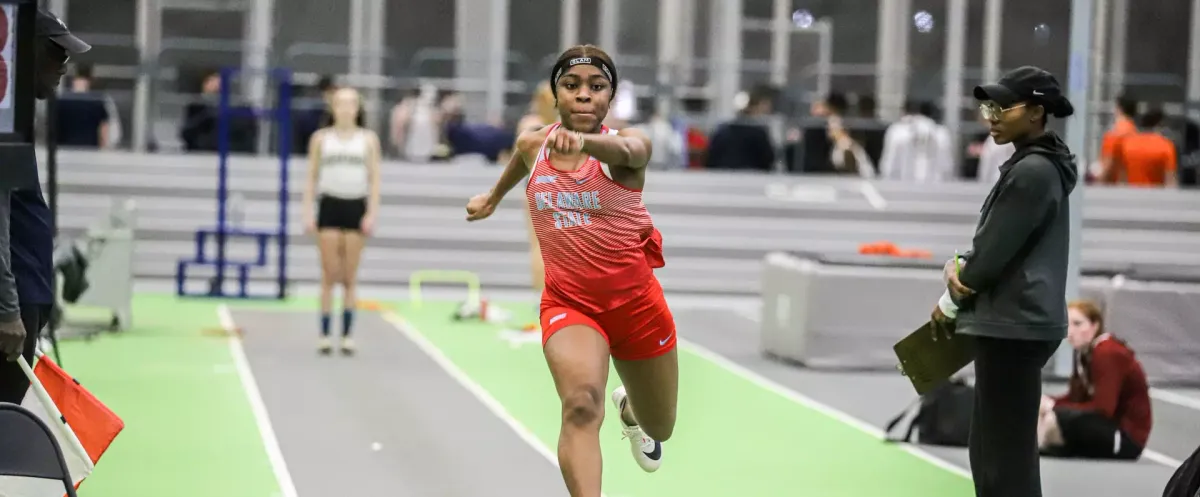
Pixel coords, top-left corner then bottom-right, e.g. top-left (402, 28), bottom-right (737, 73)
top-left (0, 403), bottom-right (79, 497)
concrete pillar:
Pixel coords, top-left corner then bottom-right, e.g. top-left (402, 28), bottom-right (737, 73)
top-left (1059, 0), bottom-right (1096, 377)
top-left (132, 0), bottom-right (161, 152)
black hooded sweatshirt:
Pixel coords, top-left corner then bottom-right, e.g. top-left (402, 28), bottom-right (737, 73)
top-left (955, 131), bottom-right (1078, 341)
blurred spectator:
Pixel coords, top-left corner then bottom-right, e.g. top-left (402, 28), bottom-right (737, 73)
top-left (828, 116), bottom-right (876, 178)
top-left (55, 64), bottom-right (118, 149)
top-left (1179, 118), bottom-right (1200, 187)
top-left (604, 77), bottom-right (637, 129)
top-left (1113, 108), bottom-right (1177, 187)
top-left (636, 101), bottom-right (686, 171)
top-left (879, 100), bottom-right (954, 182)
top-left (516, 82), bottom-right (558, 133)
top-left (705, 84), bottom-right (777, 172)
top-left (390, 84), bottom-right (441, 161)
top-left (852, 94), bottom-right (886, 165)
top-left (786, 92), bottom-right (847, 173)
top-left (685, 126), bottom-right (709, 170)
top-left (1038, 300), bottom-right (1151, 461)
top-left (179, 71), bottom-right (222, 152)
top-left (496, 83), bottom-right (558, 165)
top-left (440, 91), bottom-right (510, 162)
top-left (386, 87), bottom-right (418, 156)
top-left (179, 71), bottom-right (258, 153)
top-left (1097, 93), bottom-right (1139, 183)
top-left (680, 97), bottom-right (710, 169)
top-left (294, 75), bottom-right (337, 154)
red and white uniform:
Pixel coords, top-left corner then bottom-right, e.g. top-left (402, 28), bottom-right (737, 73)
top-left (526, 123), bottom-right (675, 360)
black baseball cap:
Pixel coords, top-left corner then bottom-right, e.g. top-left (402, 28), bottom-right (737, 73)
top-left (973, 66), bottom-right (1062, 108)
top-left (36, 8), bottom-right (90, 54)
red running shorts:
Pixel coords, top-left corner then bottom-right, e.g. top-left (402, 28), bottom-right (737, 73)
top-left (539, 278), bottom-right (676, 361)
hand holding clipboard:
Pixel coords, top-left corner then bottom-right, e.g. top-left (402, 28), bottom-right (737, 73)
top-left (894, 252), bottom-right (976, 395)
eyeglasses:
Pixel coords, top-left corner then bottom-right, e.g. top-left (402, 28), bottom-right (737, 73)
top-left (979, 102), bottom-right (1026, 121)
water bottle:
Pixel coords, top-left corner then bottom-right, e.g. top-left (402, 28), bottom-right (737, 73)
top-left (229, 192), bottom-right (245, 232)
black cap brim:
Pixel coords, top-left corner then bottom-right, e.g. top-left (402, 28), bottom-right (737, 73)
top-left (50, 33), bottom-right (90, 54)
top-left (974, 84), bottom-right (1020, 108)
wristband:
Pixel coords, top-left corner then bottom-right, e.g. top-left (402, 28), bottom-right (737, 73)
top-left (938, 290), bottom-right (959, 319)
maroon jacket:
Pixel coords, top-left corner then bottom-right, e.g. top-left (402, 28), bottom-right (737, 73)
top-left (1054, 335), bottom-right (1152, 447)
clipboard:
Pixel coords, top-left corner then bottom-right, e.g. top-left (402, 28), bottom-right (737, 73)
top-left (894, 321), bottom-right (976, 395)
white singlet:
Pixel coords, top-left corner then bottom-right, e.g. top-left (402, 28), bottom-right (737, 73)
top-left (317, 129), bottom-right (371, 199)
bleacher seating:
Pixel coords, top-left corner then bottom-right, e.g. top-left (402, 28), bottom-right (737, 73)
top-left (45, 149), bottom-right (1200, 296)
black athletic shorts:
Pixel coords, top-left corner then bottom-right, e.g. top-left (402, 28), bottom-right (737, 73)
top-left (317, 195), bottom-right (367, 231)
top-left (1047, 406), bottom-right (1143, 460)
top-left (0, 304), bottom-right (51, 404)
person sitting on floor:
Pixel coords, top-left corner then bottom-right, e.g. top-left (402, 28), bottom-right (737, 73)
top-left (1038, 300), bottom-right (1152, 460)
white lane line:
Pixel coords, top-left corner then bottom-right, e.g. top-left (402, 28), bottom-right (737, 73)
top-left (859, 181), bottom-right (888, 210)
top-left (723, 312), bottom-right (1183, 470)
top-left (679, 338), bottom-right (973, 480)
top-left (1150, 388), bottom-right (1200, 412)
top-left (379, 311), bottom-right (610, 497)
top-left (1141, 450), bottom-right (1183, 468)
top-left (218, 304), bottom-right (300, 497)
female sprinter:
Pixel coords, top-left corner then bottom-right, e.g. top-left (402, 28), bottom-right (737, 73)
top-left (465, 45), bottom-right (676, 497)
top-left (302, 87), bottom-right (382, 356)
top-left (1038, 300), bottom-right (1151, 460)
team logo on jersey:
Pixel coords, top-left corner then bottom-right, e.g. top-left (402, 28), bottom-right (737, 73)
top-left (535, 175), bottom-right (557, 184)
top-left (534, 190), bottom-right (603, 230)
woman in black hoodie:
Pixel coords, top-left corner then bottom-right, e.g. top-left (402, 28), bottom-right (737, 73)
top-left (932, 66), bottom-right (1077, 497)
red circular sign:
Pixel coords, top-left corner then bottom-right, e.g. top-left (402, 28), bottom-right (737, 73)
top-left (0, 7), bottom-right (10, 104)
top-left (0, 8), bottom-right (9, 51)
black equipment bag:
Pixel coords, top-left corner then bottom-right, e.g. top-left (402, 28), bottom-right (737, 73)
top-left (884, 377), bottom-right (974, 447)
top-left (57, 244), bottom-right (89, 304)
top-left (1163, 442), bottom-right (1200, 497)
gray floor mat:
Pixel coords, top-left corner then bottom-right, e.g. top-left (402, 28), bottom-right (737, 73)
top-left (232, 309), bottom-right (565, 496)
top-left (675, 307), bottom-right (1183, 497)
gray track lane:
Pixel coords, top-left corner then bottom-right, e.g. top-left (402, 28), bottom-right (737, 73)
top-left (232, 309), bottom-right (565, 497)
top-left (674, 307), bottom-right (1182, 497)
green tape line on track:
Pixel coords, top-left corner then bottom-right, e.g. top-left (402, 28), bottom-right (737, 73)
top-left (59, 294), bottom-right (280, 497)
top-left (394, 301), bottom-right (973, 497)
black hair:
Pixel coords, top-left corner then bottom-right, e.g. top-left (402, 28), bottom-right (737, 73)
top-left (1116, 93), bottom-right (1139, 117)
top-left (322, 108), bottom-right (365, 128)
top-left (317, 75), bottom-right (337, 92)
top-left (74, 62), bottom-right (94, 80)
top-left (824, 92), bottom-right (848, 114)
top-left (747, 83), bottom-right (779, 108)
top-left (903, 99), bottom-right (922, 115)
top-left (1035, 94), bottom-right (1075, 121)
top-left (551, 44), bottom-right (618, 96)
top-left (904, 99), bottom-right (936, 118)
top-left (1140, 107), bottom-right (1165, 128)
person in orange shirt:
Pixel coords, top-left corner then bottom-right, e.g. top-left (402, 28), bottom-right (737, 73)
top-left (1115, 108), bottom-right (1178, 187)
top-left (1098, 94), bottom-right (1139, 183)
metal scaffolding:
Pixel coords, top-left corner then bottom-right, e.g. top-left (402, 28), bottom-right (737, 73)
top-left (70, 0), bottom-right (1200, 155)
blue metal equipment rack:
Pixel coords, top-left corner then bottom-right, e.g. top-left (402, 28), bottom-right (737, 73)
top-left (175, 67), bottom-right (293, 299)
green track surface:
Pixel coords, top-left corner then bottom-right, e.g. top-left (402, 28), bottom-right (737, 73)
top-left (58, 294), bottom-right (971, 496)
top-left (395, 301), bottom-right (973, 497)
top-left (59, 294), bottom-right (279, 497)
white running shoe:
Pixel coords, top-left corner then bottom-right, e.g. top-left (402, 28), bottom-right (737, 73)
top-left (611, 385), bottom-right (662, 473)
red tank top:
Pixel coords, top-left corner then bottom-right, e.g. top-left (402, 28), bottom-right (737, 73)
top-left (526, 123), bottom-right (665, 313)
